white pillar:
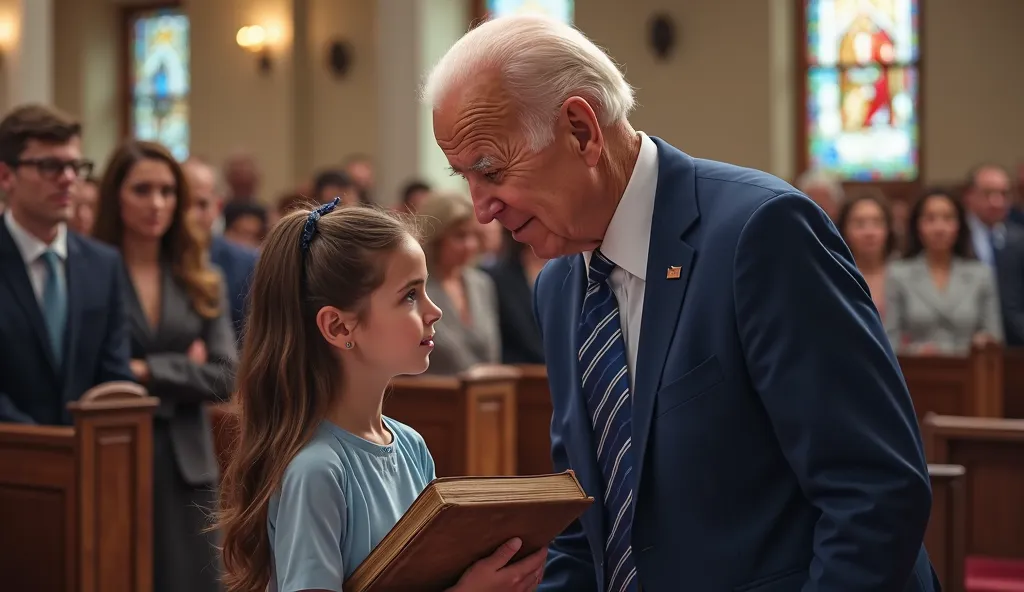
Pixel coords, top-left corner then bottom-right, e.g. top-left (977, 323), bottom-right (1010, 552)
top-left (376, 0), bottom-right (468, 206)
top-left (8, 0), bottom-right (53, 106)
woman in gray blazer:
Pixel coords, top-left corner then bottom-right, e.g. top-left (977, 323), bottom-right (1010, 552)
top-left (885, 188), bottom-right (1003, 355)
top-left (417, 191), bottom-right (501, 374)
top-left (94, 141), bottom-right (237, 592)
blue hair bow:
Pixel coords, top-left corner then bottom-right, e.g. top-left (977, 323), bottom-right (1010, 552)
top-left (300, 197), bottom-right (341, 252)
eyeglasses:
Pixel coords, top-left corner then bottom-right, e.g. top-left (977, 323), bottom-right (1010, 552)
top-left (11, 158), bottom-right (94, 180)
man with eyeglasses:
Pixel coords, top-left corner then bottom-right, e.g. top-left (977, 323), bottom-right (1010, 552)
top-left (964, 163), bottom-right (1024, 346)
top-left (0, 104), bottom-right (135, 424)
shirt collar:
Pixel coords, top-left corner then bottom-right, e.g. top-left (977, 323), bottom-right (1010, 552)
top-left (584, 131), bottom-right (659, 281)
top-left (4, 211), bottom-right (68, 264)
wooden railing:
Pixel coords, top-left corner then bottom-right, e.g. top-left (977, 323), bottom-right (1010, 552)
top-left (0, 382), bottom-right (158, 592)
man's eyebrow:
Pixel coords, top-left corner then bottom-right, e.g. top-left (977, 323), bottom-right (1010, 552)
top-left (449, 156), bottom-right (496, 176)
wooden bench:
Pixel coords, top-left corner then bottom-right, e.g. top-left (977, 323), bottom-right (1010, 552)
top-left (928, 464), bottom-right (967, 592)
top-left (0, 382), bottom-right (158, 592)
top-left (900, 343), bottom-right (1004, 419)
top-left (1003, 348), bottom-right (1024, 419)
top-left (923, 414), bottom-right (1024, 564)
top-left (208, 366), bottom-right (521, 480)
top-left (514, 364), bottom-right (554, 476)
top-left (387, 365), bottom-right (518, 477)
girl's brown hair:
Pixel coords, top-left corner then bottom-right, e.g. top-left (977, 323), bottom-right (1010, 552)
top-left (92, 140), bottom-right (221, 319)
top-left (214, 205), bottom-right (418, 592)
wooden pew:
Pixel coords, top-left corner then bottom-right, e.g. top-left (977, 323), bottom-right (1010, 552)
top-left (928, 464), bottom-right (967, 592)
top-left (0, 382), bottom-right (158, 592)
top-left (515, 364), bottom-right (554, 475)
top-left (923, 414), bottom-right (1024, 564)
top-left (387, 365), bottom-right (518, 477)
top-left (900, 343), bottom-right (1004, 419)
top-left (207, 366), bottom-right (521, 481)
top-left (1003, 347), bottom-right (1024, 419)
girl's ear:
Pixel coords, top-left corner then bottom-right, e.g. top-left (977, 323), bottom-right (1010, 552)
top-left (315, 306), bottom-right (359, 350)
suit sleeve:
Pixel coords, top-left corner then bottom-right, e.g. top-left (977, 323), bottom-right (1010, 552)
top-left (733, 193), bottom-right (931, 591)
top-left (147, 279), bottom-right (238, 404)
top-left (979, 265), bottom-right (1004, 342)
top-left (95, 255), bottom-right (136, 384)
top-left (0, 395), bottom-right (36, 423)
top-left (532, 264), bottom-right (598, 592)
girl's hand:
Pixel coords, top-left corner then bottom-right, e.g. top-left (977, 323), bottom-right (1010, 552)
top-left (448, 537), bottom-right (547, 592)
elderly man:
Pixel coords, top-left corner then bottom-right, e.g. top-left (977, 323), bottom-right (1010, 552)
top-left (425, 15), bottom-right (937, 592)
top-left (795, 168), bottom-right (845, 220)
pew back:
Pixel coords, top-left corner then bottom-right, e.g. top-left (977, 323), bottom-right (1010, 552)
top-left (923, 414), bottom-right (1024, 560)
top-left (0, 383), bottom-right (157, 592)
top-left (387, 365), bottom-right (518, 477)
top-left (899, 343), bottom-right (1003, 419)
top-left (927, 464), bottom-right (967, 592)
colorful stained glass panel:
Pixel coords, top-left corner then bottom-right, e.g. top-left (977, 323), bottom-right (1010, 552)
top-left (487, 0), bottom-right (573, 23)
top-left (130, 10), bottom-right (190, 161)
top-left (807, 65), bottom-right (918, 180)
top-left (806, 0), bottom-right (919, 66)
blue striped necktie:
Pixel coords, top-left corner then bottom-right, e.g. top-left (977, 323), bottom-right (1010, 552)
top-left (578, 250), bottom-right (637, 592)
top-left (40, 250), bottom-right (67, 365)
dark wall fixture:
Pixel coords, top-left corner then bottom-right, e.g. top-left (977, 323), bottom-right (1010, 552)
top-left (328, 40), bottom-right (354, 78)
top-left (649, 13), bottom-right (676, 60)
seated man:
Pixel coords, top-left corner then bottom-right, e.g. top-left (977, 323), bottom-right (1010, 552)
top-left (0, 104), bottom-right (134, 425)
top-left (184, 157), bottom-right (258, 339)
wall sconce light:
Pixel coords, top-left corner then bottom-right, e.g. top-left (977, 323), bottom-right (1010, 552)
top-left (0, 19), bottom-right (16, 62)
top-left (236, 24), bottom-right (282, 74)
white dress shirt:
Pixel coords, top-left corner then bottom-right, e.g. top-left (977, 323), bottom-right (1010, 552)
top-left (584, 132), bottom-right (659, 391)
top-left (4, 211), bottom-right (68, 303)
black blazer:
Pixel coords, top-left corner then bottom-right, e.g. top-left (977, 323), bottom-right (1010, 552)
top-left (124, 264), bottom-right (237, 485)
top-left (996, 223), bottom-right (1024, 346)
top-left (209, 235), bottom-right (258, 339)
top-left (484, 259), bottom-right (545, 364)
top-left (0, 216), bottom-right (134, 424)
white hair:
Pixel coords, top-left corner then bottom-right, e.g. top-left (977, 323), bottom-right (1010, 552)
top-left (422, 15), bottom-right (635, 151)
top-left (795, 169), bottom-right (845, 203)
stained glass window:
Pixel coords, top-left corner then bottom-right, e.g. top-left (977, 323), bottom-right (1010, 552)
top-left (486, 0), bottom-right (573, 23)
top-left (129, 9), bottom-right (190, 161)
top-left (803, 0), bottom-right (920, 181)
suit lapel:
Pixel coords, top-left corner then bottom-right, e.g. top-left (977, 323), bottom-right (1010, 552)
top-left (632, 137), bottom-right (699, 494)
top-left (561, 255), bottom-right (605, 561)
top-left (0, 218), bottom-right (59, 375)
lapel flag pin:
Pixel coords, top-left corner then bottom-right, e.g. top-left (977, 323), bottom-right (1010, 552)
top-left (666, 266), bottom-right (682, 279)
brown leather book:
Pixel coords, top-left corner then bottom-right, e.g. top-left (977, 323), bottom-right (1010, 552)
top-left (343, 470), bottom-right (594, 592)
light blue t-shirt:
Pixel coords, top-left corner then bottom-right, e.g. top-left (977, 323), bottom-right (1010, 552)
top-left (268, 417), bottom-right (436, 592)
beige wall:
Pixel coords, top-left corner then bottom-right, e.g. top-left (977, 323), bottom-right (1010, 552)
top-left (30, 0), bottom-right (1024, 203)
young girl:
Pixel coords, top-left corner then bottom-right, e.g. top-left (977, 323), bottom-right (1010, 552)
top-left (215, 199), bottom-right (547, 592)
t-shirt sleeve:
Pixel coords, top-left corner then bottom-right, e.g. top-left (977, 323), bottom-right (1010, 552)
top-left (417, 432), bottom-right (437, 482)
top-left (272, 455), bottom-right (348, 592)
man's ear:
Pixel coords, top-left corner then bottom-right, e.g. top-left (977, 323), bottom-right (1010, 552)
top-left (559, 97), bottom-right (604, 168)
top-left (315, 306), bottom-right (359, 350)
top-left (0, 163), bottom-right (16, 194)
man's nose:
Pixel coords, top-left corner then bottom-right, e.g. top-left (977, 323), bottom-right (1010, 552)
top-left (472, 195), bottom-right (502, 225)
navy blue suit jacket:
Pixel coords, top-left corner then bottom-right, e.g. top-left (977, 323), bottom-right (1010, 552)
top-left (209, 235), bottom-right (258, 339)
top-left (0, 216), bottom-right (134, 425)
top-left (534, 139), bottom-right (938, 591)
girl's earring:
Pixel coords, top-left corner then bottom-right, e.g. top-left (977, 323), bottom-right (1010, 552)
top-left (345, 342), bottom-right (354, 349)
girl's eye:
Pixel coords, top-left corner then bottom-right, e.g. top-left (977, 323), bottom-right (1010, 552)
top-left (404, 289), bottom-right (417, 303)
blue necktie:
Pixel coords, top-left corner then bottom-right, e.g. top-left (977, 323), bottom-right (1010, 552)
top-left (40, 250), bottom-right (67, 365)
top-left (578, 250), bottom-right (637, 592)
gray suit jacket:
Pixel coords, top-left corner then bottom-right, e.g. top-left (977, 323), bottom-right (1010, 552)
top-left (884, 256), bottom-right (1003, 354)
top-left (424, 267), bottom-right (501, 374)
top-left (123, 264), bottom-right (238, 485)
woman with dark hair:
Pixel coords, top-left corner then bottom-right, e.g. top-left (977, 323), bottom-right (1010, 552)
top-left (93, 140), bottom-right (237, 592)
top-left (835, 189), bottom-right (896, 318)
top-left (484, 229), bottom-right (547, 363)
top-left (884, 188), bottom-right (1003, 354)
